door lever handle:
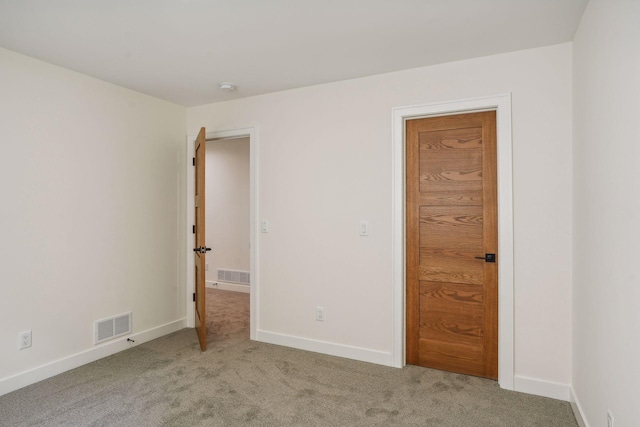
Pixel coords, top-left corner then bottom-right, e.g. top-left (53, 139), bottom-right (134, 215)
top-left (475, 253), bottom-right (496, 263)
top-left (193, 246), bottom-right (212, 254)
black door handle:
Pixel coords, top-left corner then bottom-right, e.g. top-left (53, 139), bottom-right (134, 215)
top-left (475, 253), bottom-right (496, 263)
top-left (193, 246), bottom-right (212, 254)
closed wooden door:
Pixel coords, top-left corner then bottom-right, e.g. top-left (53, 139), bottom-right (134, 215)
top-left (194, 127), bottom-right (208, 351)
top-left (406, 111), bottom-right (498, 379)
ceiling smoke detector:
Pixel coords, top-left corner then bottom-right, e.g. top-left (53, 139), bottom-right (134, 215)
top-left (218, 83), bottom-right (236, 92)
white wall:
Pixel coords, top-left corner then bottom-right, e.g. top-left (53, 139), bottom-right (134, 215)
top-left (205, 138), bottom-right (250, 282)
top-left (188, 43), bottom-right (573, 393)
top-left (0, 47), bottom-right (187, 393)
top-left (572, 1), bottom-right (640, 425)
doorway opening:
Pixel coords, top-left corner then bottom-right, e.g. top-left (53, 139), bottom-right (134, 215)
top-left (186, 127), bottom-right (258, 347)
top-left (205, 136), bottom-right (250, 294)
top-left (205, 136), bottom-right (251, 343)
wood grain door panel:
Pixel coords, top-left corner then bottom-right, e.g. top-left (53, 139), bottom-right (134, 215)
top-left (419, 281), bottom-right (484, 343)
top-left (419, 339), bottom-right (484, 377)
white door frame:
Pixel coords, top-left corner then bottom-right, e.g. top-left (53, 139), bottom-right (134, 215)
top-left (391, 94), bottom-right (514, 390)
top-left (186, 126), bottom-right (259, 340)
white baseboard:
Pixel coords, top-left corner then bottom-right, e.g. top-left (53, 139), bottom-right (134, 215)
top-left (569, 387), bottom-right (589, 427)
top-left (256, 330), bottom-right (394, 367)
top-left (513, 375), bottom-right (570, 401)
top-left (0, 318), bottom-right (187, 397)
top-left (206, 280), bottom-right (250, 293)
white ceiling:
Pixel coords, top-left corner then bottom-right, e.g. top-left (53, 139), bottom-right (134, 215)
top-left (0, 0), bottom-right (588, 107)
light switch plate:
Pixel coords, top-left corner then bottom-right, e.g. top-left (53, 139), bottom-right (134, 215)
top-left (360, 220), bottom-right (369, 236)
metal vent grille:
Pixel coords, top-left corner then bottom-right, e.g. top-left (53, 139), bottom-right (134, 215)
top-left (94, 312), bottom-right (132, 344)
top-left (217, 269), bottom-right (250, 285)
top-left (96, 320), bottom-right (113, 342)
top-left (114, 314), bottom-right (130, 336)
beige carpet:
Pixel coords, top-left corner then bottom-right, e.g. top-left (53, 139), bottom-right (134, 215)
top-left (0, 289), bottom-right (577, 426)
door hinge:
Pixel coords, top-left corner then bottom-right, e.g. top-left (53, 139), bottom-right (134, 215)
top-left (192, 157), bottom-right (195, 166)
top-left (192, 225), bottom-right (196, 234)
top-left (193, 292), bottom-right (196, 302)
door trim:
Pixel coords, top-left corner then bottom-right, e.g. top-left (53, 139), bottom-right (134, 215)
top-left (186, 126), bottom-right (259, 341)
top-left (391, 94), bottom-right (514, 390)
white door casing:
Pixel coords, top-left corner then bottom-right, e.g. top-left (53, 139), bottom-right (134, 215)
top-left (392, 94), bottom-right (514, 390)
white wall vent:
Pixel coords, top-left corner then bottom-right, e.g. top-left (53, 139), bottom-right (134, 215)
top-left (94, 312), bottom-right (132, 344)
top-left (217, 269), bottom-right (250, 285)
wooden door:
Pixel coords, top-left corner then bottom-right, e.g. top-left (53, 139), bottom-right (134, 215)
top-left (194, 127), bottom-right (207, 351)
top-left (406, 111), bottom-right (498, 379)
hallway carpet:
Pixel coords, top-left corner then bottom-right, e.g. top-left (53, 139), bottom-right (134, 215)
top-left (0, 289), bottom-right (577, 426)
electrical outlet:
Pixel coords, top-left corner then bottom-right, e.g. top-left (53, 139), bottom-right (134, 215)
top-left (607, 411), bottom-right (614, 427)
top-left (19, 330), bottom-right (32, 350)
top-left (316, 306), bottom-right (325, 322)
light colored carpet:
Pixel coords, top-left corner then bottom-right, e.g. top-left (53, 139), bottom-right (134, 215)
top-left (0, 289), bottom-right (577, 426)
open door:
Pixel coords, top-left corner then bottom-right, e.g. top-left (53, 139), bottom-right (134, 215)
top-left (194, 127), bottom-right (209, 351)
